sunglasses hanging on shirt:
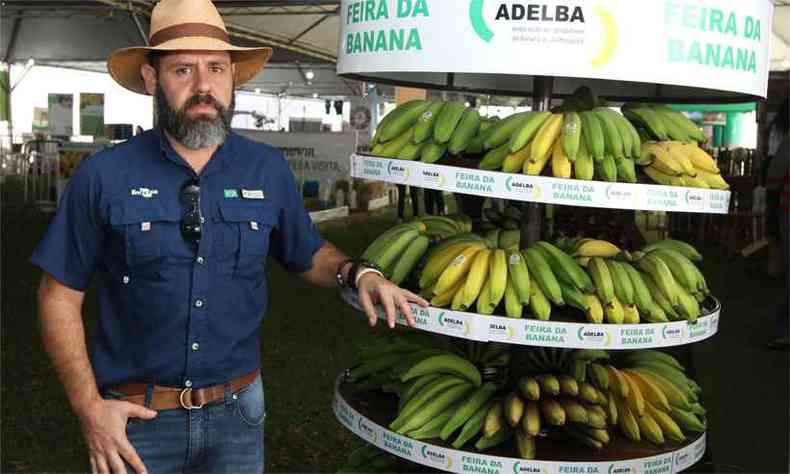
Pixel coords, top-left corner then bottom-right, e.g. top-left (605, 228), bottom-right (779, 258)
top-left (180, 179), bottom-right (202, 244)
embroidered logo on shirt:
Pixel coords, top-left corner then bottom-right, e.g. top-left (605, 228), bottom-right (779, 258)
top-left (224, 189), bottom-right (239, 198)
top-left (141, 222), bottom-right (151, 232)
top-left (241, 189), bottom-right (265, 200)
top-left (131, 187), bottom-right (159, 198)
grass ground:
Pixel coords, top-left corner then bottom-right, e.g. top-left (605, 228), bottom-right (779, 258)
top-left (1, 202), bottom-right (788, 472)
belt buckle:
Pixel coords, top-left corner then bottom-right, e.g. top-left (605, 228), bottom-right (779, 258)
top-left (179, 388), bottom-right (204, 410)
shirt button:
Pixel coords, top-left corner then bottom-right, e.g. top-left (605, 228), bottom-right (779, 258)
top-left (122, 276), bottom-right (130, 284)
top-left (185, 380), bottom-right (192, 388)
top-left (196, 256), bottom-right (204, 264)
top-left (192, 342), bottom-right (200, 351)
top-left (195, 299), bottom-right (204, 308)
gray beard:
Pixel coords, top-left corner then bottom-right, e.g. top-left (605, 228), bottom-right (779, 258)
top-left (155, 86), bottom-right (234, 150)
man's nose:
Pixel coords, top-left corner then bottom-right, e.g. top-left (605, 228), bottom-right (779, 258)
top-left (193, 66), bottom-right (212, 95)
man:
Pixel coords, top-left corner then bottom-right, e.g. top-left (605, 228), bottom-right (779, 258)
top-left (31, 0), bottom-right (427, 472)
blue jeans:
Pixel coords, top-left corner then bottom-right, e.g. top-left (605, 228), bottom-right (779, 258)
top-left (113, 374), bottom-right (265, 473)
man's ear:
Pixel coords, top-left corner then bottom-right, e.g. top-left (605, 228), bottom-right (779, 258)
top-left (140, 63), bottom-right (157, 96)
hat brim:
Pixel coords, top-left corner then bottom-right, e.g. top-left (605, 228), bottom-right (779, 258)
top-left (107, 37), bottom-right (272, 95)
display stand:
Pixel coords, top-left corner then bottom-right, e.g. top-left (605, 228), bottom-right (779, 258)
top-left (334, 0), bottom-right (772, 469)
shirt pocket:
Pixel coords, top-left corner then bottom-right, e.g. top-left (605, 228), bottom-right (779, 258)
top-left (110, 200), bottom-right (179, 276)
top-left (216, 201), bottom-right (277, 279)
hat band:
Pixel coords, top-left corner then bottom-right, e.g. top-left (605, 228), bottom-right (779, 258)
top-left (149, 22), bottom-right (230, 47)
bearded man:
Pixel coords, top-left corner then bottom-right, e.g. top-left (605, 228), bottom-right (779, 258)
top-left (31, 0), bottom-right (427, 472)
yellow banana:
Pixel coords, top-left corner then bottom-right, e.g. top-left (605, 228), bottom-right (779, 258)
top-left (644, 165), bottom-right (685, 186)
top-left (528, 275), bottom-right (551, 320)
top-left (615, 395), bottom-right (641, 442)
top-left (695, 169), bottom-right (730, 190)
top-left (483, 400), bottom-right (505, 437)
top-left (433, 245), bottom-right (484, 295)
top-left (636, 411), bottom-right (666, 445)
top-left (488, 249), bottom-right (508, 309)
top-left (461, 249), bottom-right (492, 309)
top-left (504, 274), bottom-right (523, 318)
top-left (642, 143), bottom-right (683, 176)
top-left (621, 371), bottom-right (646, 416)
top-left (502, 142), bottom-right (532, 173)
top-left (531, 113), bottom-right (564, 165)
top-left (625, 370), bottom-right (671, 412)
top-left (623, 303), bottom-right (640, 324)
top-left (572, 239), bottom-right (620, 258)
top-left (684, 143), bottom-right (719, 173)
top-left (551, 139), bottom-right (572, 178)
top-left (504, 391), bottom-right (526, 427)
top-left (645, 402), bottom-right (685, 442)
top-left (663, 141), bottom-right (697, 176)
top-left (681, 174), bottom-right (710, 189)
top-left (421, 242), bottom-right (483, 288)
top-left (583, 293), bottom-right (604, 323)
top-left (431, 279), bottom-right (465, 307)
top-left (522, 401), bottom-right (541, 436)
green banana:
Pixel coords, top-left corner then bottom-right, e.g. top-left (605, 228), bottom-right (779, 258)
top-left (621, 262), bottom-right (659, 314)
top-left (452, 400), bottom-right (493, 449)
top-left (654, 105), bottom-right (706, 142)
top-left (560, 281), bottom-right (590, 312)
top-left (475, 423), bottom-right (513, 451)
top-left (624, 350), bottom-right (684, 372)
top-left (407, 404), bottom-right (457, 439)
top-left (535, 241), bottom-right (594, 292)
top-left (449, 108), bottom-right (482, 154)
top-left (420, 142), bottom-right (447, 164)
top-left (606, 260), bottom-right (635, 306)
top-left (573, 139), bottom-right (595, 180)
top-left (413, 101), bottom-right (445, 143)
top-left (587, 257), bottom-right (615, 306)
top-left (642, 239), bottom-right (703, 262)
top-left (433, 101), bottom-right (468, 144)
top-left (484, 112), bottom-right (532, 150)
top-left (642, 273), bottom-right (682, 320)
top-left (440, 382), bottom-right (499, 440)
top-left (580, 110), bottom-right (605, 161)
top-left (649, 249), bottom-right (702, 292)
top-left (675, 285), bottom-right (701, 323)
top-left (622, 105), bottom-right (669, 141)
top-left (670, 407), bottom-right (706, 432)
top-left (391, 375), bottom-right (467, 431)
top-left (517, 376), bottom-right (540, 401)
top-left (615, 156), bottom-right (637, 183)
top-left (508, 111), bottom-right (551, 152)
top-left (504, 276), bottom-right (523, 318)
top-left (589, 362), bottom-right (610, 390)
top-left (374, 127), bottom-right (414, 158)
top-left (595, 154), bottom-right (618, 182)
top-left (507, 249), bottom-right (531, 305)
top-left (397, 383), bottom-right (474, 434)
top-left (400, 354), bottom-right (482, 387)
top-left (377, 100), bottom-right (431, 142)
top-left (371, 228), bottom-right (421, 275)
top-left (528, 275), bottom-right (552, 320)
top-left (397, 141), bottom-right (427, 161)
top-left (523, 248), bottom-right (564, 306)
top-left (562, 111), bottom-right (582, 161)
top-left (389, 234), bottom-right (430, 284)
top-left (479, 143), bottom-right (510, 170)
top-left (638, 254), bottom-right (681, 308)
top-left (594, 108), bottom-right (625, 158)
top-left (398, 373), bottom-right (443, 410)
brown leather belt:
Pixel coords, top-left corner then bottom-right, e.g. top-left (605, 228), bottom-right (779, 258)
top-left (110, 370), bottom-right (259, 410)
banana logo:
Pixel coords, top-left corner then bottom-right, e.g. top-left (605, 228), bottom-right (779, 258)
top-left (505, 176), bottom-right (543, 199)
top-left (591, 4), bottom-right (618, 69)
top-left (438, 311), bottom-right (446, 327)
top-left (513, 462), bottom-right (548, 474)
top-left (469, 0), bottom-right (494, 42)
top-left (506, 325), bottom-right (516, 340)
top-left (576, 326), bottom-right (613, 346)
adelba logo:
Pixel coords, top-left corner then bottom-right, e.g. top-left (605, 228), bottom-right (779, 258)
top-left (357, 417), bottom-right (378, 444)
top-left (662, 324), bottom-right (685, 340)
top-left (489, 321), bottom-right (516, 340)
top-left (421, 446), bottom-right (453, 469)
top-left (512, 461), bottom-right (547, 474)
top-left (505, 176), bottom-right (542, 198)
top-left (685, 189), bottom-right (705, 209)
top-left (608, 465), bottom-right (639, 474)
top-left (438, 311), bottom-right (472, 336)
top-left (468, 1), bottom-right (618, 69)
top-left (388, 161), bottom-right (410, 181)
top-left (577, 326), bottom-right (613, 346)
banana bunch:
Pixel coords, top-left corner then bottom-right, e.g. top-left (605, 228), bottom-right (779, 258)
top-left (621, 103), bottom-right (707, 144)
top-left (639, 141), bottom-right (729, 189)
top-left (361, 215), bottom-right (471, 285)
top-left (369, 99), bottom-right (496, 163)
top-left (481, 205), bottom-right (523, 232)
top-left (337, 445), bottom-right (399, 473)
top-left (609, 350), bottom-right (706, 445)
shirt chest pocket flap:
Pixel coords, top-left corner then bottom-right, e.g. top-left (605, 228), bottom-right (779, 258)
top-left (110, 200), bottom-right (179, 267)
top-left (217, 202), bottom-right (278, 257)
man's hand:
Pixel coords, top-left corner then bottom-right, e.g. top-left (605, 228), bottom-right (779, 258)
top-left (79, 397), bottom-right (157, 474)
top-left (357, 273), bottom-right (429, 328)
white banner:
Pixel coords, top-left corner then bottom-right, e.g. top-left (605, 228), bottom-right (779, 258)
top-left (338, 0), bottom-right (772, 99)
top-left (236, 130), bottom-right (354, 183)
top-left (334, 376), bottom-right (707, 474)
top-left (342, 290), bottom-right (720, 349)
top-left (351, 154), bottom-right (731, 214)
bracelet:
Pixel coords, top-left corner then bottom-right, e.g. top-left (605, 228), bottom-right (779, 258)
top-left (355, 267), bottom-right (384, 288)
top-left (335, 258), bottom-right (355, 288)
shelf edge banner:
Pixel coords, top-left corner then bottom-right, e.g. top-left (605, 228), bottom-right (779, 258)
top-left (338, 0), bottom-right (772, 99)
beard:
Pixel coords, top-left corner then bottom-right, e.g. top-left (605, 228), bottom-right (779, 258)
top-left (155, 85), bottom-right (235, 150)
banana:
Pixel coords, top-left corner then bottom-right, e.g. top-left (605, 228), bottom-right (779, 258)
top-left (537, 374), bottom-right (561, 396)
top-left (625, 369), bottom-right (671, 412)
top-left (649, 249), bottom-right (701, 293)
top-left (675, 285), bottom-right (701, 323)
top-left (451, 277), bottom-right (468, 310)
top-left (560, 282), bottom-right (590, 313)
top-left (680, 143), bottom-right (719, 173)
top-left (362, 223), bottom-right (421, 261)
top-left (642, 239), bottom-right (703, 262)
top-left (400, 354), bottom-right (482, 387)
top-left (372, 228), bottom-right (421, 274)
top-left (580, 110), bottom-right (605, 160)
top-left (654, 105), bottom-right (706, 142)
top-left (563, 426), bottom-right (604, 450)
top-left (594, 108), bottom-right (625, 158)
top-left (586, 404), bottom-right (608, 429)
top-left (560, 399), bottom-right (588, 424)
top-left (420, 142), bottom-right (448, 164)
top-left (609, 108), bottom-right (638, 158)
top-left (615, 395), bottom-right (641, 441)
top-left (413, 101), bottom-right (445, 143)
top-left (504, 275), bottom-right (524, 318)
top-left (476, 275), bottom-right (495, 315)
top-left (695, 169), bottom-right (729, 189)
top-left (399, 374), bottom-right (443, 410)
top-left (476, 423), bottom-right (514, 451)
top-left (389, 235), bottom-right (430, 284)
top-left (616, 155), bottom-right (637, 183)
top-left (589, 363), bottom-right (610, 390)
top-left (541, 398), bottom-right (567, 426)
top-left (498, 229), bottom-right (521, 251)
top-left (449, 108), bottom-right (482, 154)
top-left (536, 241), bottom-right (594, 292)
top-left (562, 111), bottom-right (582, 161)
top-left (508, 111), bottom-right (552, 152)
top-left (578, 426), bottom-right (611, 445)
top-left (645, 165), bottom-right (684, 186)
top-left (623, 304), bottom-right (640, 324)
top-left (421, 242), bottom-right (483, 289)
top-left (559, 375), bottom-right (580, 397)
top-left (524, 248), bottom-right (564, 306)
top-left (646, 402), bottom-right (685, 442)
top-left (484, 228), bottom-right (502, 248)
top-left (391, 375), bottom-right (467, 431)
top-left (504, 391), bottom-right (526, 427)
top-left (588, 257), bottom-right (615, 306)
top-left (624, 350), bottom-right (685, 372)
top-left (528, 275), bottom-right (552, 320)
top-left (572, 359), bottom-right (588, 383)
top-left (622, 106), bottom-right (669, 141)
top-left (621, 262), bottom-right (656, 313)
top-left (642, 142), bottom-right (684, 175)
top-left (690, 402), bottom-right (706, 415)
top-left (501, 141), bottom-right (531, 174)
top-left (479, 142), bottom-right (511, 170)
top-left (551, 139), bottom-right (572, 178)
top-left (574, 138), bottom-right (595, 180)
top-left (440, 382), bottom-right (499, 441)
top-left (375, 127), bottom-right (415, 158)
top-left (433, 101), bottom-right (468, 144)
top-left (637, 411), bottom-right (666, 445)
top-left (506, 250), bottom-right (531, 305)
top-left (578, 382), bottom-right (599, 405)
top-left (620, 371), bottom-right (646, 416)
top-left (518, 376), bottom-right (541, 401)
top-left (407, 404), bottom-right (458, 439)
top-left (515, 428), bottom-right (537, 459)
top-left (584, 293), bottom-right (604, 323)
top-left (663, 142), bottom-right (698, 176)
top-left (606, 365), bottom-right (631, 398)
top-left (461, 249), bottom-right (492, 310)
top-left (431, 278), bottom-right (464, 307)
top-left (523, 401), bottom-right (541, 436)
top-left (633, 369), bottom-right (692, 410)
top-left (378, 100), bottom-right (432, 142)
top-left (595, 154), bottom-right (618, 182)
top-left (681, 174), bottom-right (710, 189)
top-left (398, 141), bottom-right (427, 161)
top-left (483, 400), bottom-right (505, 437)
top-left (397, 383), bottom-right (474, 434)
top-left (484, 112), bottom-right (533, 150)
top-left (573, 239), bottom-right (621, 258)
top-left (638, 254), bottom-right (682, 308)
top-left (488, 249), bottom-right (509, 309)
top-left (434, 245), bottom-right (485, 295)
top-left (670, 407), bottom-right (706, 432)
top-left (452, 401), bottom-right (492, 449)
top-left (642, 274), bottom-right (682, 320)
top-left (531, 113), bottom-right (565, 164)
top-left (606, 260), bottom-right (635, 306)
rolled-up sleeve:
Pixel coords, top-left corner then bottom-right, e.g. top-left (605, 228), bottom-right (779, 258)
top-left (30, 159), bottom-right (105, 290)
top-left (268, 158), bottom-right (324, 273)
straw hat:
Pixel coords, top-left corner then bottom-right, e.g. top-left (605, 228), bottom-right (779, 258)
top-left (107, 0), bottom-right (272, 95)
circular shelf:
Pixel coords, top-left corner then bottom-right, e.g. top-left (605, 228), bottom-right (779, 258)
top-left (342, 290), bottom-right (720, 349)
top-left (333, 376), bottom-right (707, 473)
top-left (351, 154), bottom-right (731, 214)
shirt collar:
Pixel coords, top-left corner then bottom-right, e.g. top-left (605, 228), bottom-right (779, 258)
top-left (156, 127), bottom-right (236, 177)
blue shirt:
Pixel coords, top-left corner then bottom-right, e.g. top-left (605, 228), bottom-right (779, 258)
top-left (31, 129), bottom-right (324, 390)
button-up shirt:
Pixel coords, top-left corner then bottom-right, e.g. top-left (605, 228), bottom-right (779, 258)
top-left (31, 128), bottom-right (324, 390)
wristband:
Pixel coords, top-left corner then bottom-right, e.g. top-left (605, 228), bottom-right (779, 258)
top-left (335, 258), bottom-right (355, 288)
top-left (354, 267), bottom-right (384, 288)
